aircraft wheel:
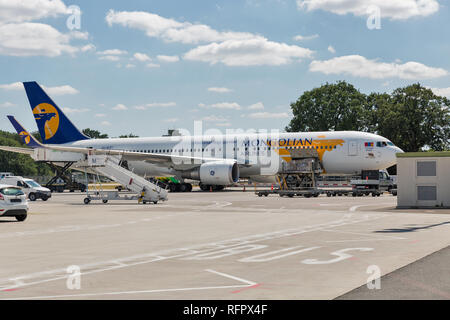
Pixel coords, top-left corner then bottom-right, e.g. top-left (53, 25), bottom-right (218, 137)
top-left (83, 197), bottom-right (91, 204)
top-left (179, 183), bottom-right (187, 192)
top-left (185, 183), bottom-right (192, 192)
top-left (102, 199), bottom-right (108, 203)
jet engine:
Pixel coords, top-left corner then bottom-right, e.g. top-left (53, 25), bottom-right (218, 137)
top-left (182, 160), bottom-right (239, 185)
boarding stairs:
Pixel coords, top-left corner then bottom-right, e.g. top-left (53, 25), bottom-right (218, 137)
top-left (82, 155), bottom-right (168, 204)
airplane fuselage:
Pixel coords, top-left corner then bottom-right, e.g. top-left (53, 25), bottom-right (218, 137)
top-left (65, 131), bottom-right (402, 181)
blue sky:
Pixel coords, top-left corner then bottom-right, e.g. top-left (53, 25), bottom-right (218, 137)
top-left (0, 0), bottom-right (449, 137)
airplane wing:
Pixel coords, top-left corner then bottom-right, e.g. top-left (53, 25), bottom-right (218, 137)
top-left (0, 145), bottom-right (34, 155)
top-left (39, 143), bottom-right (243, 166)
top-left (3, 115), bottom-right (250, 168)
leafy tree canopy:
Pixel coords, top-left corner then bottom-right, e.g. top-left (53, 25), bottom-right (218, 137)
top-left (82, 128), bottom-right (108, 139)
top-left (287, 81), bottom-right (450, 152)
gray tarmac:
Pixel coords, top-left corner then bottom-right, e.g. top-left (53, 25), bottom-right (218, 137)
top-left (0, 189), bottom-right (449, 300)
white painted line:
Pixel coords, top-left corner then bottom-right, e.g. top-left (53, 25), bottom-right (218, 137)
top-left (349, 204), bottom-right (374, 212)
top-left (205, 269), bottom-right (257, 286)
top-left (3, 285), bottom-right (248, 300)
top-left (3, 269), bottom-right (256, 300)
top-left (0, 214), bottom-right (385, 291)
top-left (322, 229), bottom-right (405, 240)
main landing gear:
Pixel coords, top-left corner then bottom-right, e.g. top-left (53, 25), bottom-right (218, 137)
top-left (199, 183), bottom-right (225, 192)
top-left (168, 182), bottom-right (193, 192)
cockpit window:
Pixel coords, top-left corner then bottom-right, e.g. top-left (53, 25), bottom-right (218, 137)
top-left (376, 141), bottom-right (388, 147)
top-left (387, 141), bottom-right (395, 146)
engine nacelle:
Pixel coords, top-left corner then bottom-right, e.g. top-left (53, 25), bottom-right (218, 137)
top-left (182, 161), bottom-right (239, 185)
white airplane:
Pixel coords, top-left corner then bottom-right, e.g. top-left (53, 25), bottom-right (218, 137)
top-left (1, 82), bottom-right (403, 191)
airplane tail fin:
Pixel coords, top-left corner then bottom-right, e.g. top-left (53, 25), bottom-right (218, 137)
top-left (7, 115), bottom-right (43, 148)
top-left (22, 81), bottom-right (89, 144)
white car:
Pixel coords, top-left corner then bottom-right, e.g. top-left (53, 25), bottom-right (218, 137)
top-left (0, 176), bottom-right (51, 201)
top-left (0, 184), bottom-right (29, 221)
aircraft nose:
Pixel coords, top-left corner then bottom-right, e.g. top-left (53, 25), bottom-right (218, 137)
top-left (393, 146), bottom-right (404, 154)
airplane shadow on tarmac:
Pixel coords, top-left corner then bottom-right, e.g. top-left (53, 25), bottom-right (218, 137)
top-left (375, 221), bottom-right (450, 233)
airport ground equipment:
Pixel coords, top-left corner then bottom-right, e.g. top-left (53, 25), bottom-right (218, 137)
top-left (44, 162), bottom-right (87, 193)
top-left (155, 176), bottom-right (193, 192)
top-left (255, 152), bottom-right (396, 198)
top-left (81, 155), bottom-right (168, 204)
top-left (348, 170), bottom-right (395, 197)
top-left (256, 148), bottom-right (323, 198)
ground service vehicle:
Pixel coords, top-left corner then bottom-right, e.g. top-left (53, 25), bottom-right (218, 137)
top-left (0, 176), bottom-right (51, 201)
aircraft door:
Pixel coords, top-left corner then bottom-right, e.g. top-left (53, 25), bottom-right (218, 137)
top-left (348, 141), bottom-right (359, 156)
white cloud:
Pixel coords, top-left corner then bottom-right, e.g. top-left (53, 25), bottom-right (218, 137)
top-left (212, 102), bottom-right (241, 110)
top-left (429, 87), bottom-right (450, 97)
top-left (0, 0), bottom-right (69, 23)
top-left (248, 112), bottom-right (290, 119)
top-left (61, 107), bottom-right (89, 114)
top-left (248, 102), bottom-right (265, 110)
top-left (0, 23), bottom-right (78, 57)
top-left (99, 55), bottom-right (120, 61)
top-left (125, 63), bottom-right (136, 68)
top-left (97, 49), bottom-right (127, 55)
top-left (0, 82), bottom-right (22, 90)
top-left (297, 0), bottom-right (440, 20)
top-left (0, 101), bottom-right (15, 107)
top-left (293, 34), bottom-right (319, 41)
top-left (0, 82), bottom-right (78, 95)
top-left (105, 10), bottom-right (256, 44)
top-left (43, 85), bottom-right (79, 96)
top-left (113, 104), bottom-right (128, 111)
top-left (327, 45), bottom-right (336, 54)
top-left (101, 121), bottom-right (111, 126)
top-left (80, 44), bottom-right (96, 52)
top-left (95, 113), bottom-right (107, 118)
top-left (70, 31), bottom-right (89, 40)
top-left (146, 63), bottom-right (160, 68)
top-left (208, 87), bottom-right (232, 93)
top-left (134, 102), bottom-right (176, 110)
top-left (184, 38), bottom-right (314, 66)
top-left (133, 52), bottom-right (151, 62)
top-left (200, 102), bottom-right (241, 110)
top-left (309, 55), bottom-right (448, 80)
top-left (157, 55), bottom-right (179, 63)
top-left (106, 10), bottom-right (314, 67)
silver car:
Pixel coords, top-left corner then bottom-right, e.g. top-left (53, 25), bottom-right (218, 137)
top-left (0, 184), bottom-right (29, 222)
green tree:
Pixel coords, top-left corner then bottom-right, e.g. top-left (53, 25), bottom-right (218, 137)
top-left (0, 130), bottom-right (52, 176)
top-left (286, 81), bottom-right (368, 132)
top-left (82, 128), bottom-right (108, 139)
top-left (119, 133), bottom-right (139, 138)
top-left (372, 84), bottom-right (450, 152)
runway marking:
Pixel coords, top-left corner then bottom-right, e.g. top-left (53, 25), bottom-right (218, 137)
top-left (322, 229), bottom-right (406, 243)
top-left (302, 248), bottom-right (374, 265)
top-left (239, 246), bottom-right (320, 263)
top-left (0, 213), bottom-right (385, 292)
top-left (2, 269), bottom-right (256, 300)
top-left (205, 269), bottom-right (256, 286)
top-left (349, 204), bottom-right (375, 212)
